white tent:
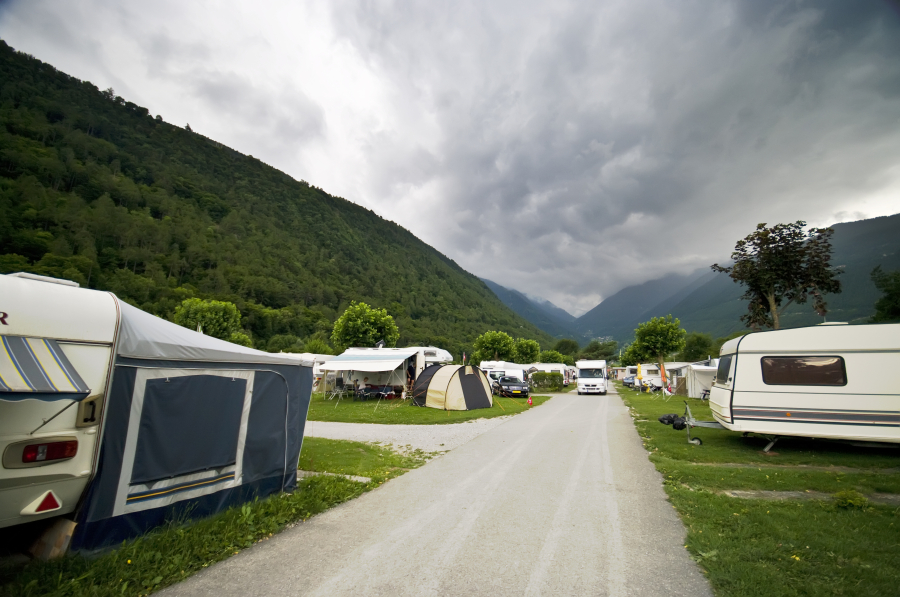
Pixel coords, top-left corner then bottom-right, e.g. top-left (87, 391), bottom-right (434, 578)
top-left (686, 359), bottom-right (719, 398)
top-left (323, 347), bottom-right (425, 388)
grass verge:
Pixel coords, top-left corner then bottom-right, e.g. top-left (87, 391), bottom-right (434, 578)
top-left (307, 392), bottom-right (551, 424)
top-left (0, 438), bottom-right (429, 597)
top-left (616, 382), bottom-right (900, 597)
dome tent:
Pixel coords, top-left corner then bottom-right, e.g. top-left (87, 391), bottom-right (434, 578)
top-left (412, 364), bottom-right (493, 410)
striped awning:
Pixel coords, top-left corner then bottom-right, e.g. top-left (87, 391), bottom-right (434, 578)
top-left (0, 335), bottom-right (90, 400)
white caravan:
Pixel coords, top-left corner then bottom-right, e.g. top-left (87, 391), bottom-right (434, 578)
top-left (709, 323), bottom-right (900, 446)
top-left (576, 360), bottom-right (607, 395)
top-left (528, 363), bottom-right (570, 385)
top-left (478, 361), bottom-right (530, 384)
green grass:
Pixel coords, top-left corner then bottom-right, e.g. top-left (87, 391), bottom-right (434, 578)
top-left (616, 382), bottom-right (900, 597)
top-left (0, 438), bottom-right (428, 597)
top-left (306, 392), bottom-right (551, 424)
top-left (298, 437), bottom-right (433, 482)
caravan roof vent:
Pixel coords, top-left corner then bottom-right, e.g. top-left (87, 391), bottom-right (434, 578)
top-left (6, 272), bottom-right (80, 287)
top-left (816, 322), bottom-right (848, 326)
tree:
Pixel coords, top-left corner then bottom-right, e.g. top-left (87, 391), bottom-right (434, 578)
top-left (552, 339), bottom-right (579, 357)
top-left (677, 332), bottom-right (714, 362)
top-left (513, 338), bottom-right (541, 364)
top-left (579, 339), bottom-right (617, 361)
top-left (473, 330), bottom-right (515, 363)
top-left (304, 338), bottom-right (333, 355)
top-left (632, 315), bottom-right (686, 385)
top-left (539, 349), bottom-right (567, 364)
top-left (331, 301), bottom-right (400, 351)
top-left (618, 343), bottom-right (645, 367)
top-left (712, 222), bottom-right (842, 330)
top-left (173, 298), bottom-right (251, 346)
top-left (870, 266), bottom-right (900, 322)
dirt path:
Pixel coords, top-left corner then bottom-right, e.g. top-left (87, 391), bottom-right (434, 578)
top-left (161, 389), bottom-right (711, 596)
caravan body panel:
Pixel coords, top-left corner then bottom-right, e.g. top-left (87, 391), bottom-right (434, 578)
top-left (710, 324), bottom-right (900, 443)
top-left (0, 276), bottom-right (118, 528)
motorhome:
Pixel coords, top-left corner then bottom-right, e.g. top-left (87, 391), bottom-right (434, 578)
top-left (709, 322), bottom-right (900, 446)
top-left (575, 360), bottom-right (607, 395)
top-left (0, 273), bottom-right (312, 551)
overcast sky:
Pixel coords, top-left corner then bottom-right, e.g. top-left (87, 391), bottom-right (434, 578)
top-left (3, 0), bottom-right (900, 315)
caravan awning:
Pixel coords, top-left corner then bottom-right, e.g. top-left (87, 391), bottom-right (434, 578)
top-left (0, 335), bottom-right (90, 401)
top-left (324, 348), bottom-right (421, 373)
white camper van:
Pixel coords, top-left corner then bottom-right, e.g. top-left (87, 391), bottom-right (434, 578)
top-left (528, 363), bottom-right (570, 386)
top-left (576, 360), bottom-right (607, 395)
top-left (709, 323), bottom-right (900, 446)
top-left (478, 361), bottom-right (530, 385)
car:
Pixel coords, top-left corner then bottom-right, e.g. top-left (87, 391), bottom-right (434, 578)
top-left (622, 375), bottom-right (636, 387)
top-left (492, 376), bottom-right (530, 397)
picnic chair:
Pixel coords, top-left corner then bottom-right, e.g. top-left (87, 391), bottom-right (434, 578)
top-left (328, 377), bottom-right (347, 401)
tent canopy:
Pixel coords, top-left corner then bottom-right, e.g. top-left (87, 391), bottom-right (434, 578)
top-left (412, 364), bottom-right (492, 410)
top-left (117, 302), bottom-right (310, 366)
top-left (324, 347), bottom-right (421, 373)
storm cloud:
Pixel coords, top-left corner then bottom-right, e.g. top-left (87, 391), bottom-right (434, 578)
top-left (3, 0), bottom-right (899, 315)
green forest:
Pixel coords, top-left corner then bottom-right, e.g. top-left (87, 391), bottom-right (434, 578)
top-left (0, 40), bottom-right (553, 357)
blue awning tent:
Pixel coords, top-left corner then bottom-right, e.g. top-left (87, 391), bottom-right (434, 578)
top-left (69, 301), bottom-right (312, 552)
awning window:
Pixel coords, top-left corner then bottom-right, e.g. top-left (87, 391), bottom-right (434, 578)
top-left (0, 335), bottom-right (90, 397)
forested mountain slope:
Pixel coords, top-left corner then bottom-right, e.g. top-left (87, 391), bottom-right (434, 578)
top-left (575, 213), bottom-right (900, 343)
top-left (481, 278), bottom-right (577, 338)
top-left (0, 41), bottom-right (553, 356)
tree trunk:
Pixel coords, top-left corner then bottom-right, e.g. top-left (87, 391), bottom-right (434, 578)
top-left (766, 293), bottom-right (780, 330)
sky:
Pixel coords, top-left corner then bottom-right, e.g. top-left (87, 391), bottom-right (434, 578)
top-left (2, 0), bottom-right (900, 316)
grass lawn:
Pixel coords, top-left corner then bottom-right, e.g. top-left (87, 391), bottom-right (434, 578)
top-left (307, 392), bottom-right (552, 424)
top-left (616, 382), bottom-right (900, 597)
top-left (0, 438), bottom-right (428, 597)
top-left (298, 437), bottom-right (434, 483)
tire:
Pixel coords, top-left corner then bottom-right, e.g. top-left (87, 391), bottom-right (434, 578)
top-left (601, 391), bottom-right (607, 396)
top-left (577, 391), bottom-right (582, 395)
top-left (689, 438), bottom-right (703, 446)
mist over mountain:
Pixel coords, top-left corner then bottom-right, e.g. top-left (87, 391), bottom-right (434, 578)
top-left (481, 279), bottom-right (577, 338)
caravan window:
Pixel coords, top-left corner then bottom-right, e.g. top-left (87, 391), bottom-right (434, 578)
top-left (715, 356), bottom-right (733, 384)
top-left (761, 356), bottom-right (847, 386)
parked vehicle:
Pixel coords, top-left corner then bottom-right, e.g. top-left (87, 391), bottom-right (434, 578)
top-left (492, 376), bottom-right (530, 397)
top-left (709, 322), bottom-right (900, 449)
top-left (0, 273), bottom-right (313, 552)
top-left (576, 360), bottom-right (607, 395)
top-left (622, 375), bottom-right (636, 387)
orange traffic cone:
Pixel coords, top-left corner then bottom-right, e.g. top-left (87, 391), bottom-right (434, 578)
top-left (527, 396), bottom-right (532, 406)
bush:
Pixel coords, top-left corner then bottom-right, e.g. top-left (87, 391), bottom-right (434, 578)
top-left (833, 490), bottom-right (869, 510)
top-left (531, 372), bottom-right (564, 391)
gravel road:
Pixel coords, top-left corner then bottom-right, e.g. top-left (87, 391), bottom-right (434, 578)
top-left (303, 417), bottom-right (512, 453)
top-left (162, 389), bottom-right (712, 596)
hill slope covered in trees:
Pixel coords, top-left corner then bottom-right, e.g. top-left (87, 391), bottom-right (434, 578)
top-left (0, 40), bottom-right (553, 357)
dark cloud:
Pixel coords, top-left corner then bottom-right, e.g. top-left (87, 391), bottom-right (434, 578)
top-left (2, 0), bottom-right (899, 315)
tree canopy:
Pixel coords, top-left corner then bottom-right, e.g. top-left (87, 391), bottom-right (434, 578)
top-left (173, 298), bottom-right (251, 346)
top-left (330, 301), bottom-right (400, 351)
top-left (472, 330), bottom-right (515, 363)
top-left (552, 339), bottom-right (579, 357)
top-left (677, 332), bottom-right (714, 362)
top-left (870, 266), bottom-right (900, 323)
top-left (712, 222), bottom-right (842, 330)
top-left (632, 315), bottom-right (686, 382)
top-left (578, 339), bottom-right (617, 362)
top-left (513, 338), bottom-right (541, 364)
top-left (539, 349), bottom-right (567, 364)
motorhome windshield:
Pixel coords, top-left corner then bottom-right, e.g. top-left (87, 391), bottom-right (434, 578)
top-left (579, 369), bottom-right (604, 378)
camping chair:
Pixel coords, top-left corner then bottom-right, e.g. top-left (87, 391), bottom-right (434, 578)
top-left (328, 377), bottom-right (347, 401)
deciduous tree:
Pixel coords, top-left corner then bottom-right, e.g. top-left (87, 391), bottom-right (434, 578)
top-left (539, 349), bottom-right (567, 364)
top-left (677, 332), bottom-right (713, 362)
top-left (870, 266), bottom-right (900, 322)
top-left (632, 315), bottom-right (686, 385)
top-left (331, 301), bottom-right (400, 351)
top-left (473, 330), bottom-right (515, 363)
top-left (513, 338), bottom-right (541, 364)
top-left (173, 298), bottom-right (252, 346)
top-left (712, 222), bottom-right (842, 330)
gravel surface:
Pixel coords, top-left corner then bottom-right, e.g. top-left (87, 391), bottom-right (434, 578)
top-left (303, 417), bottom-right (512, 453)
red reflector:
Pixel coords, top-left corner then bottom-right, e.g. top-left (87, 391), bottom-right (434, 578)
top-left (22, 440), bottom-right (78, 463)
top-left (35, 492), bottom-right (60, 512)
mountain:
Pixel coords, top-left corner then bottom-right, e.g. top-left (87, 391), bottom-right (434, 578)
top-left (574, 214), bottom-right (900, 342)
top-left (574, 269), bottom-right (709, 340)
top-left (0, 40), bottom-right (554, 357)
top-left (481, 279), bottom-right (577, 338)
